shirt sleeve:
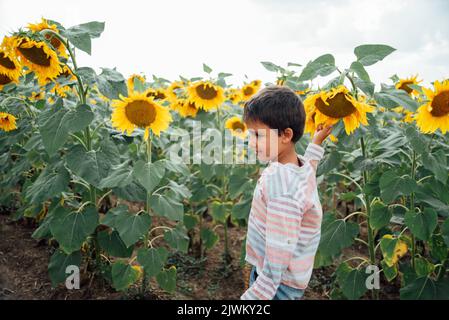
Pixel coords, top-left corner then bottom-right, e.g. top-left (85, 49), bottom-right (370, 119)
top-left (240, 193), bottom-right (305, 300)
top-left (303, 143), bottom-right (325, 171)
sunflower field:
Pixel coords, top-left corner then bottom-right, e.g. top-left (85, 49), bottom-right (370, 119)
top-left (1, 19), bottom-right (449, 300)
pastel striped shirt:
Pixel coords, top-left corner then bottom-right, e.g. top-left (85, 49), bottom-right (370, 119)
top-left (241, 143), bottom-right (325, 300)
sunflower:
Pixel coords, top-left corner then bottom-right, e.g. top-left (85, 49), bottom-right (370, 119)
top-left (415, 80), bottom-right (449, 134)
top-left (145, 87), bottom-right (168, 102)
top-left (0, 112), bottom-right (18, 131)
top-left (304, 85), bottom-right (375, 136)
top-left (0, 48), bottom-right (21, 85)
top-left (127, 74), bottom-right (146, 94)
top-left (225, 88), bottom-right (243, 105)
top-left (171, 99), bottom-right (199, 118)
top-left (167, 81), bottom-right (187, 103)
top-left (13, 36), bottom-right (62, 85)
top-left (241, 80), bottom-right (261, 101)
top-left (111, 91), bottom-right (172, 139)
top-left (396, 75), bottom-right (421, 96)
top-left (187, 81), bottom-right (224, 111)
top-left (225, 116), bottom-right (247, 139)
top-left (27, 18), bottom-right (68, 59)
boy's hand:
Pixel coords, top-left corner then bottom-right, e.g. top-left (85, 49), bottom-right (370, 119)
top-left (312, 124), bottom-right (333, 145)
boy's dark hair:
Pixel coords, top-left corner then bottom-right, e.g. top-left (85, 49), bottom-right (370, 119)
top-left (243, 85), bottom-right (306, 143)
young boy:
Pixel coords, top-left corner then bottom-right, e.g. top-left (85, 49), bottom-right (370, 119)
top-left (240, 86), bottom-right (332, 300)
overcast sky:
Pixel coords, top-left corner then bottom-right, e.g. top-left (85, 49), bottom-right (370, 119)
top-left (1, 0), bottom-right (448, 88)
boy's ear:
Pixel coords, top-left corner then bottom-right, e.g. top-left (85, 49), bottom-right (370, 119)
top-left (281, 128), bottom-right (294, 143)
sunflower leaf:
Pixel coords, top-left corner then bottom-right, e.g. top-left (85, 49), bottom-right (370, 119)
top-left (48, 249), bottom-right (81, 287)
top-left (354, 44), bottom-right (396, 66)
top-left (404, 208), bottom-right (438, 241)
top-left (298, 54), bottom-right (336, 81)
top-left (49, 205), bottom-right (99, 254)
top-left (133, 159), bottom-right (166, 194)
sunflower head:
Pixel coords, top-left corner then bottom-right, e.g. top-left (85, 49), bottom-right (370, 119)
top-left (27, 18), bottom-right (68, 58)
top-left (396, 75), bottom-right (422, 96)
top-left (0, 112), bottom-right (18, 132)
top-left (0, 47), bottom-right (21, 87)
top-left (225, 88), bottom-right (243, 105)
top-left (145, 88), bottom-right (168, 102)
top-left (167, 81), bottom-right (187, 102)
top-left (241, 80), bottom-right (262, 101)
top-left (171, 98), bottom-right (199, 118)
top-left (304, 85), bottom-right (375, 137)
top-left (187, 81), bottom-right (225, 111)
top-left (13, 36), bottom-right (62, 85)
top-left (415, 79), bottom-right (449, 134)
top-left (225, 116), bottom-right (247, 139)
top-left (111, 91), bottom-right (172, 139)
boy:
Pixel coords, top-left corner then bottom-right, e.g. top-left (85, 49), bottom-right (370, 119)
top-left (240, 86), bottom-right (332, 300)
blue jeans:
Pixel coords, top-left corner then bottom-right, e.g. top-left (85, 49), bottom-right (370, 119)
top-left (249, 266), bottom-right (305, 300)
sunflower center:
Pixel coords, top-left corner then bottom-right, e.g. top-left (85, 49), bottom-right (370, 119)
top-left (430, 90), bottom-right (449, 117)
top-left (0, 73), bottom-right (12, 85)
top-left (44, 34), bottom-right (62, 51)
top-left (146, 91), bottom-right (166, 100)
top-left (125, 100), bottom-right (157, 127)
top-left (196, 84), bottom-right (217, 100)
top-left (232, 122), bottom-right (246, 132)
top-left (315, 92), bottom-right (356, 118)
top-left (0, 53), bottom-right (16, 69)
top-left (18, 42), bottom-right (51, 67)
top-left (399, 81), bottom-right (413, 94)
top-left (243, 86), bottom-right (254, 96)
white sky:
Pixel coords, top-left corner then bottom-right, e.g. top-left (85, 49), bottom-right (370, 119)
top-left (0, 0), bottom-right (448, 88)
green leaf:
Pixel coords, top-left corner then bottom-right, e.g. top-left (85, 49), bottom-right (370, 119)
top-left (422, 149), bottom-right (447, 184)
top-left (299, 54), bottom-right (336, 81)
top-left (66, 145), bottom-right (112, 188)
top-left (442, 219), bottom-right (449, 247)
top-left (97, 230), bottom-right (133, 258)
top-left (209, 201), bottom-right (228, 224)
top-left (101, 205), bottom-right (128, 229)
top-left (111, 261), bottom-right (139, 291)
top-left (156, 266), bottom-right (177, 293)
top-left (354, 77), bottom-right (375, 96)
top-left (149, 194), bottom-right (184, 221)
top-left (183, 214), bottom-right (199, 230)
top-left (381, 260), bottom-right (398, 282)
top-left (64, 21), bottom-right (105, 55)
top-left (114, 211), bottom-right (152, 248)
top-left (137, 247), bottom-right (168, 277)
top-left (25, 162), bottom-right (70, 204)
top-left (429, 233), bottom-right (448, 261)
top-left (50, 205), bottom-right (99, 254)
top-left (133, 160), bottom-right (165, 194)
top-left (354, 44), bottom-right (396, 66)
top-left (316, 149), bottom-right (342, 176)
top-left (379, 171), bottom-right (417, 203)
top-left (200, 228), bottom-right (219, 249)
top-left (48, 249), bottom-right (81, 287)
top-left (400, 277), bottom-right (449, 300)
top-left (164, 225), bottom-right (189, 253)
top-left (231, 197), bottom-right (252, 220)
top-left (336, 263), bottom-right (368, 300)
top-left (203, 63), bottom-right (212, 74)
top-left (349, 61), bottom-right (370, 82)
top-left (261, 61), bottom-right (281, 72)
top-left (98, 160), bottom-right (133, 189)
top-left (318, 214), bottom-right (359, 256)
top-left (39, 100), bottom-right (93, 155)
top-left (96, 68), bottom-right (127, 99)
top-left (414, 257), bottom-right (435, 277)
top-left (374, 88), bottom-right (419, 112)
top-left (405, 126), bottom-right (427, 154)
top-left (370, 201), bottom-right (392, 230)
top-left (404, 208), bottom-right (438, 241)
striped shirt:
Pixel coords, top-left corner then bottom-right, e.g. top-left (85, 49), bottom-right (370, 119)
top-left (241, 143), bottom-right (325, 300)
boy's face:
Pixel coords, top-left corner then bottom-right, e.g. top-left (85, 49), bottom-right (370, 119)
top-left (245, 120), bottom-right (283, 162)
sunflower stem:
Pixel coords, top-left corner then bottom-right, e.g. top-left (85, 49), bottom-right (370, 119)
top-left (410, 150), bottom-right (417, 270)
top-left (360, 136), bottom-right (377, 299)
